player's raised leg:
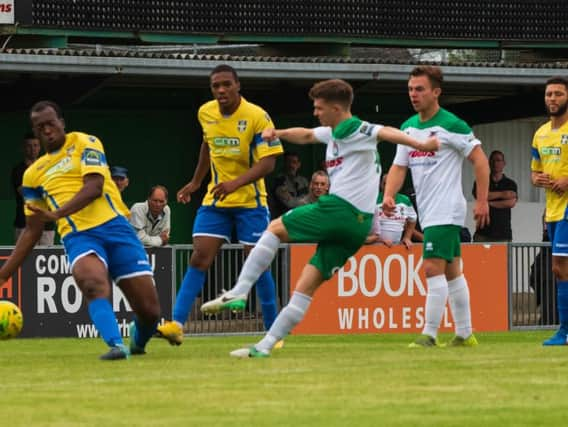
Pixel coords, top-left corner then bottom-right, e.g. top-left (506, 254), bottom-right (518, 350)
top-left (200, 218), bottom-right (288, 315)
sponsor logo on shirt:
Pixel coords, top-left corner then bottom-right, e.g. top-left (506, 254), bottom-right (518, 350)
top-left (561, 135), bottom-right (568, 145)
top-left (326, 157), bottom-right (343, 168)
top-left (46, 157), bottom-right (73, 177)
top-left (409, 151), bottom-right (436, 157)
top-left (213, 137), bottom-right (240, 147)
top-left (88, 136), bottom-right (97, 143)
top-left (541, 146), bottom-right (561, 155)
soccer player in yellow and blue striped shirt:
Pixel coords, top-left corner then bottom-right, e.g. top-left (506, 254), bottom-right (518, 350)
top-left (0, 101), bottom-right (160, 360)
top-left (531, 76), bottom-right (568, 346)
top-left (156, 65), bottom-right (284, 345)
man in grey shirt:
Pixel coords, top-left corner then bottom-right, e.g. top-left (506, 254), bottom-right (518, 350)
top-left (129, 185), bottom-right (171, 247)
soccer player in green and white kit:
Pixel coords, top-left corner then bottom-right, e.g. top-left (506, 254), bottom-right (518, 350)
top-left (200, 79), bottom-right (440, 357)
top-left (384, 65), bottom-right (490, 348)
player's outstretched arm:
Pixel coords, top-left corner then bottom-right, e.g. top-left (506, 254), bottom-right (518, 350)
top-left (262, 128), bottom-right (318, 145)
top-left (378, 126), bottom-right (440, 152)
top-left (0, 214), bottom-right (43, 283)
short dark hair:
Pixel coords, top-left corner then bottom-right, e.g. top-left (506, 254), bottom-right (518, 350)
top-left (210, 64), bottom-right (239, 82)
top-left (30, 100), bottom-right (64, 119)
top-left (148, 185), bottom-right (168, 200)
top-left (308, 79), bottom-right (354, 109)
top-left (409, 65), bottom-right (444, 89)
top-left (23, 132), bottom-right (36, 141)
top-left (489, 150), bottom-right (505, 163)
top-left (284, 151), bottom-right (300, 160)
top-left (545, 76), bottom-right (568, 89)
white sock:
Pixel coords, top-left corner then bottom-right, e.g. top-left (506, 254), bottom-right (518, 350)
top-left (231, 231), bottom-right (280, 296)
top-left (448, 275), bottom-right (473, 338)
top-left (422, 275), bottom-right (448, 339)
top-left (256, 292), bottom-right (312, 353)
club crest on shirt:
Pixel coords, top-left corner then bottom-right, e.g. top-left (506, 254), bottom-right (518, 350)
top-left (561, 134), bottom-right (568, 145)
top-left (332, 142), bottom-right (339, 156)
top-left (237, 120), bottom-right (247, 132)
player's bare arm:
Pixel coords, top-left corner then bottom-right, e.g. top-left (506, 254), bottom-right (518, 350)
top-left (402, 220), bottom-right (416, 249)
top-left (550, 176), bottom-right (568, 195)
top-left (28, 173), bottom-right (104, 223)
top-left (0, 213), bottom-right (44, 283)
top-left (488, 190), bottom-right (517, 201)
top-left (469, 146), bottom-right (490, 229)
top-left (382, 165), bottom-right (407, 217)
top-left (263, 127), bottom-right (318, 145)
top-left (490, 199), bottom-right (517, 209)
top-left (177, 141), bottom-right (210, 204)
top-left (531, 171), bottom-right (553, 188)
top-left (377, 126), bottom-right (440, 152)
top-left (211, 154), bottom-right (278, 200)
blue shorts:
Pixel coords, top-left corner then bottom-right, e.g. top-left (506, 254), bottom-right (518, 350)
top-left (62, 216), bottom-right (153, 281)
top-left (193, 205), bottom-right (270, 245)
top-left (547, 220), bottom-right (568, 257)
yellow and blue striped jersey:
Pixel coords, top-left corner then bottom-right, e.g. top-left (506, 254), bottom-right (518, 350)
top-left (531, 120), bottom-right (568, 222)
top-left (199, 97), bottom-right (283, 208)
top-left (22, 131), bottom-right (129, 238)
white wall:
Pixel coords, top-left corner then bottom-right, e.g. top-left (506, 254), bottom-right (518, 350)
top-left (465, 201), bottom-right (544, 243)
top-left (460, 117), bottom-right (548, 243)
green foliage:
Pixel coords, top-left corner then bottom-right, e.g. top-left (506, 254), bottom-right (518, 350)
top-left (0, 331), bottom-right (564, 426)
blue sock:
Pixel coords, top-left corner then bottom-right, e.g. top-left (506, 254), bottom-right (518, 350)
top-left (557, 280), bottom-right (568, 331)
top-left (88, 298), bottom-right (123, 347)
top-left (256, 271), bottom-right (278, 330)
top-left (132, 316), bottom-right (158, 349)
top-left (173, 267), bottom-right (206, 325)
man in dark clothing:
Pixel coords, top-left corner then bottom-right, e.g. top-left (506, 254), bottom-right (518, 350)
top-left (472, 150), bottom-right (517, 242)
top-left (11, 133), bottom-right (55, 245)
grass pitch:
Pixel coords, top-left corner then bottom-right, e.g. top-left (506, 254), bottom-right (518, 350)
top-left (1, 331), bottom-right (567, 427)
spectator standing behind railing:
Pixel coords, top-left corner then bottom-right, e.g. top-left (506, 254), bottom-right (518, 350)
top-left (129, 185), bottom-right (171, 247)
top-left (269, 151), bottom-right (309, 217)
top-left (11, 133), bottom-right (55, 245)
top-left (110, 166), bottom-right (129, 194)
top-left (472, 150), bottom-right (517, 242)
top-left (298, 170), bottom-right (329, 205)
top-left (531, 76), bottom-right (568, 345)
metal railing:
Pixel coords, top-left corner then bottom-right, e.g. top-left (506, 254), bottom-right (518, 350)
top-left (509, 243), bottom-right (556, 330)
top-left (173, 244), bottom-right (289, 335)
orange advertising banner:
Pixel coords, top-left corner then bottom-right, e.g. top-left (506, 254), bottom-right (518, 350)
top-left (290, 244), bottom-right (509, 335)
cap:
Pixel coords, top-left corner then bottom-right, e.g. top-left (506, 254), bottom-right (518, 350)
top-left (110, 166), bottom-right (128, 178)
